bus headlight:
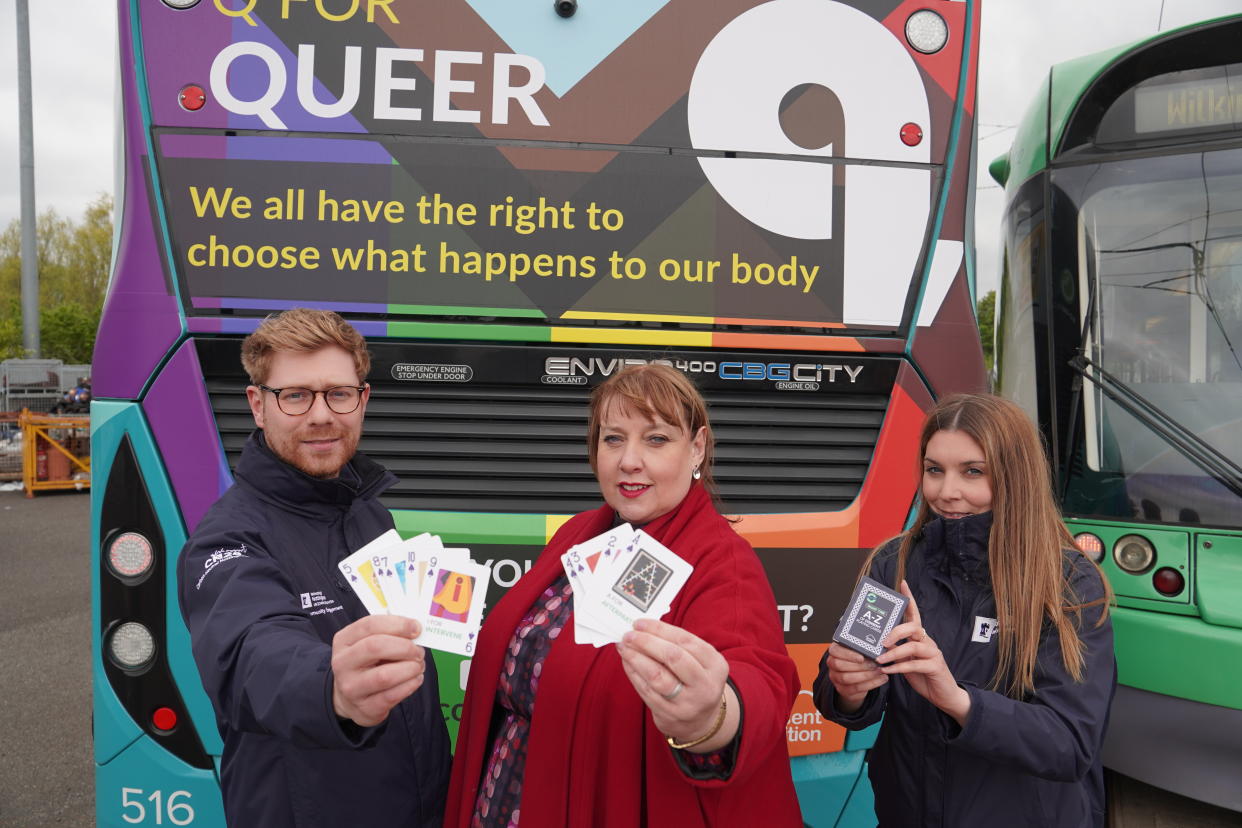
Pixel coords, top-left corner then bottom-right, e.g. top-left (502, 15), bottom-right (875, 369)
top-left (107, 622), bottom-right (157, 672)
top-left (160, 0), bottom-right (201, 9)
top-left (1113, 535), bottom-right (1155, 573)
top-left (106, 531), bottom-right (154, 583)
top-left (905, 10), bottom-right (948, 54)
top-left (1074, 532), bottom-right (1105, 563)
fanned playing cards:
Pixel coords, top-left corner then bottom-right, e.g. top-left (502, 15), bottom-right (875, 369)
top-left (560, 524), bottom-right (693, 647)
top-left (338, 530), bottom-right (490, 656)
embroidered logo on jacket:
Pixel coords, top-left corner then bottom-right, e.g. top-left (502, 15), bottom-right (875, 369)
top-left (972, 615), bottom-right (999, 643)
top-left (195, 545), bottom-right (249, 590)
top-left (300, 591), bottom-right (343, 616)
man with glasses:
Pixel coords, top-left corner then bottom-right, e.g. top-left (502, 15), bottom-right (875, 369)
top-left (177, 308), bottom-right (450, 828)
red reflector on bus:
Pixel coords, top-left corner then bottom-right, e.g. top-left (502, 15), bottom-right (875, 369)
top-left (900, 122), bottom-right (923, 146)
top-left (179, 85), bottom-right (206, 112)
top-left (1152, 567), bottom-right (1184, 597)
top-left (152, 706), bottom-right (178, 731)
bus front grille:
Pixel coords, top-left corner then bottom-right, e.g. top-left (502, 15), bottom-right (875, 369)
top-left (197, 338), bottom-right (896, 515)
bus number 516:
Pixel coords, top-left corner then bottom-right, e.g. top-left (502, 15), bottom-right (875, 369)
top-left (121, 788), bottom-right (195, 825)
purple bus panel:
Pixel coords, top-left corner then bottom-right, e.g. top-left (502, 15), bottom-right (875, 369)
top-left (93, 0), bottom-right (183, 400)
top-left (143, 340), bottom-right (233, 533)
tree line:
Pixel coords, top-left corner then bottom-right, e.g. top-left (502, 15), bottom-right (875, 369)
top-left (0, 194), bottom-right (112, 364)
top-left (977, 289), bottom-right (995, 372)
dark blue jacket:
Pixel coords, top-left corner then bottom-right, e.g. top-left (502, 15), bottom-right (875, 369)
top-left (178, 432), bottom-right (451, 828)
top-left (814, 513), bottom-right (1115, 828)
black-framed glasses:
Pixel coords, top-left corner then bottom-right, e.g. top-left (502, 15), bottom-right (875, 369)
top-left (257, 384), bottom-right (366, 415)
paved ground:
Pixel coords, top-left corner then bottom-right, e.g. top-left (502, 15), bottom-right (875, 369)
top-left (1109, 773), bottom-right (1242, 827)
top-left (0, 489), bottom-right (92, 827)
top-left (0, 488), bottom-right (1239, 827)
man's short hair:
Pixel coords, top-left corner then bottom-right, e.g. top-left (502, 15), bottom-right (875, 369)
top-left (240, 308), bottom-right (371, 386)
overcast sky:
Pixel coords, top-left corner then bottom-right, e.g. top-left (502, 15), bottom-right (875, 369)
top-left (2, 0), bottom-right (1240, 298)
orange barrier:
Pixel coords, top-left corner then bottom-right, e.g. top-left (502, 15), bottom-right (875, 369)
top-left (20, 409), bottom-right (90, 497)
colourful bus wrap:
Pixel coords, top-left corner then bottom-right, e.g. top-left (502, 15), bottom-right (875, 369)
top-left (991, 14), bottom-right (1242, 813)
top-left (93, 0), bottom-right (984, 824)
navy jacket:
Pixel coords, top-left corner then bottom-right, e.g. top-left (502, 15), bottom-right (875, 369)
top-left (814, 513), bottom-right (1115, 828)
top-left (178, 432), bottom-right (451, 828)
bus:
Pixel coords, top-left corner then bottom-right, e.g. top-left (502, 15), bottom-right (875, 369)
top-left (991, 14), bottom-right (1242, 814)
top-left (92, 0), bottom-right (984, 824)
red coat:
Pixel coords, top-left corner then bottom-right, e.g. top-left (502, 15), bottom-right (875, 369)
top-left (444, 484), bottom-right (803, 828)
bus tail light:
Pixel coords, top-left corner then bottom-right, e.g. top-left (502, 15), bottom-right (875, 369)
top-left (1074, 533), bottom-right (1105, 563)
top-left (1153, 567), bottom-right (1185, 597)
top-left (152, 707), bottom-right (179, 732)
top-left (1113, 534), bottom-right (1155, 573)
top-left (99, 435), bottom-right (211, 768)
top-left (106, 531), bottom-right (154, 582)
top-left (107, 622), bottom-right (157, 672)
top-left (905, 10), bottom-right (948, 54)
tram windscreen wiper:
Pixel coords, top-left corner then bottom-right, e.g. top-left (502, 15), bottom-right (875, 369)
top-left (1067, 354), bottom-right (1242, 500)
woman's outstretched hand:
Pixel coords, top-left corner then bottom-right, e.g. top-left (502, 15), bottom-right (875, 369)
top-left (823, 642), bottom-right (888, 714)
top-left (617, 619), bottom-right (740, 753)
top-left (875, 581), bottom-right (972, 726)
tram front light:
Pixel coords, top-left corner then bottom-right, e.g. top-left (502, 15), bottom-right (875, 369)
top-left (160, 0), bottom-right (201, 9)
top-left (905, 10), bottom-right (948, 54)
top-left (1113, 535), bottom-right (1155, 574)
top-left (1074, 533), bottom-right (1105, 563)
top-left (107, 622), bottom-right (156, 672)
top-left (106, 531), bottom-right (154, 582)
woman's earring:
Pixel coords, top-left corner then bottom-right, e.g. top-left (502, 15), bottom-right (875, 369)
top-left (692, 466), bottom-right (702, 480)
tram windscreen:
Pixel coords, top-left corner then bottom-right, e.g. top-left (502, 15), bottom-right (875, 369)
top-left (1053, 146), bottom-right (1242, 527)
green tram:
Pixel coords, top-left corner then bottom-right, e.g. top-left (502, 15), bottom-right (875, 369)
top-left (991, 15), bottom-right (1242, 813)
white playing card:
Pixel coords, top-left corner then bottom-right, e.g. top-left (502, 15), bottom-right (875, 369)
top-left (560, 525), bottom-right (639, 645)
top-left (575, 615), bottom-right (617, 648)
top-left (338, 530), bottom-right (404, 615)
top-left (419, 546), bottom-right (471, 602)
top-left (369, 546), bottom-right (407, 616)
top-left (414, 557), bottom-right (491, 656)
top-left (398, 532), bottom-right (443, 607)
top-left (561, 545), bottom-right (614, 646)
top-left (563, 525), bottom-right (636, 600)
top-left (391, 557), bottom-right (413, 613)
top-left (440, 547), bottom-right (473, 565)
top-left (587, 530), bottom-right (693, 639)
top-left (560, 543), bottom-right (600, 602)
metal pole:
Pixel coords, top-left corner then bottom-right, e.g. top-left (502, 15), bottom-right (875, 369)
top-left (16, 0), bottom-right (40, 357)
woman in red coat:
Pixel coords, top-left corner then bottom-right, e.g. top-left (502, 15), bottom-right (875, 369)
top-left (444, 364), bottom-right (802, 828)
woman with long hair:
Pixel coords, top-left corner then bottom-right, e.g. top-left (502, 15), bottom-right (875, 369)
top-left (445, 364), bottom-right (802, 828)
top-left (815, 393), bottom-right (1115, 827)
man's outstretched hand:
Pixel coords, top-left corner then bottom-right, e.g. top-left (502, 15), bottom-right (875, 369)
top-left (331, 615), bottom-right (426, 727)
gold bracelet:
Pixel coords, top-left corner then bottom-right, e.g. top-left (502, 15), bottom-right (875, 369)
top-left (665, 692), bottom-right (728, 751)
